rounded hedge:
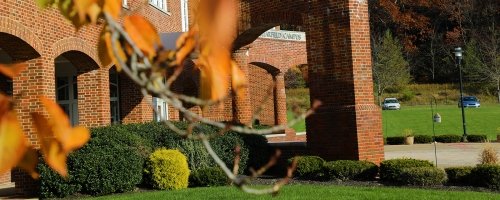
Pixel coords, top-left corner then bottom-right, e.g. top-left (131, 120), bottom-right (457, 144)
top-left (145, 149), bottom-right (190, 190)
top-left (380, 158), bottom-right (434, 183)
top-left (470, 164), bottom-right (500, 190)
top-left (293, 156), bottom-right (325, 180)
top-left (467, 134), bottom-right (488, 143)
top-left (210, 132), bottom-right (249, 174)
top-left (434, 135), bottom-right (462, 143)
top-left (386, 137), bottom-right (405, 145)
top-left (396, 167), bottom-right (447, 186)
top-left (37, 160), bottom-right (80, 199)
top-left (445, 167), bottom-right (473, 185)
top-left (324, 160), bottom-right (378, 181)
top-left (189, 167), bottom-right (228, 187)
top-left (414, 135), bottom-right (433, 144)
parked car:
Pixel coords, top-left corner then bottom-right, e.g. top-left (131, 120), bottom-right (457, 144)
top-left (382, 98), bottom-right (401, 110)
top-left (458, 96), bottom-right (480, 108)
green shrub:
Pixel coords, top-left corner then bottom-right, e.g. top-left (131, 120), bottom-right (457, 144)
top-left (467, 134), bottom-right (488, 143)
top-left (414, 135), bottom-right (433, 144)
top-left (400, 89), bottom-right (415, 102)
top-left (323, 160), bottom-right (378, 181)
top-left (37, 160), bottom-right (80, 198)
top-left (386, 136), bottom-right (405, 145)
top-left (434, 134), bottom-right (462, 143)
top-left (470, 164), bottom-right (500, 190)
top-left (445, 167), bottom-right (473, 185)
top-left (145, 149), bottom-right (190, 190)
top-left (238, 133), bottom-right (272, 173)
top-left (189, 167), bottom-right (228, 187)
top-left (396, 167), bottom-right (447, 186)
top-left (210, 132), bottom-right (249, 174)
top-left (293, 156), bottom-right (325, 180)
top-left (70, 141), bottom-right (143, 195)
top-left (380, 158), bottom-right (434, 183)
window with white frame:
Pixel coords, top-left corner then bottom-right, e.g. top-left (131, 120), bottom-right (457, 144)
top-left (149, 0), bottom-right (168, 12)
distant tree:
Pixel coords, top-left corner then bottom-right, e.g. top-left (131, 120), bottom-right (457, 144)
top-left (373, 30), bottom-right (411, 105)
top-left (284, 66), bottom-right (306, 89)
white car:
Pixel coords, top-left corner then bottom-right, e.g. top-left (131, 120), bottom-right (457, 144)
top-left (382, 98), bottom-right (401, 110)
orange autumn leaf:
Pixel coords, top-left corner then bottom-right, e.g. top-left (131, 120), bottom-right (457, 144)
top-left (17, 147), bottom-right (40, 179)
top-left (0, 63), bottom-right (27, 78)
top-left (175, 27), bottom-right (197, 66)
top-left (124, 15), bottom-right (161, 58)
top-left (32, 97), bottom-right (90, 177)
top-left (231, 61), bottom-right (247, 94)
top-left (98, 27), bottom-right (127, 70)
top-left (0, 94), bottom-right (38, 178)
top-left (194, 0), bottom-right (244, 101)
top-left (103, 0), bottom-right (121, 20)
top-left (74, 0), bottom-right (101, 24)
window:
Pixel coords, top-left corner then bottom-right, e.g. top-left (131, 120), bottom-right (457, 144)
top-left (149, 0), bottom-right (168, 13)
top-left (110, 68), bottom-right (121, 124)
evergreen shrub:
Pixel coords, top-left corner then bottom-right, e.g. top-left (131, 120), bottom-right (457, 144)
top-left (145, 149), bottom-right (190, 190)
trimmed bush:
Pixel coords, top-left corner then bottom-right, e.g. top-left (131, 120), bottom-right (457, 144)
top-left (445, 167), bottom-right (473, 185)
top-left (189, 167), bottom-right (228, 187)
top-left (37, 161), bottom-right (80, 198)
top-left (434, 134), bottom-right (462, 143)
top-left (323, 160), bottom-right (378, 181)
top-left (397, 167), bottom-right (447, 186)
top-left (70, 141), bottom-right (143, 195)
top-left (470, 164), bottom-right (500, 190)
top-left (293, 156), bottom-right (325, 180)
top-left (380, 158), bottom-right (434, 183)
top-left (145, 149), bottom-right (190, 190)
top-left (238, 133), bottom-right (272, 173)
top-left (210, 132), bottom-right (249, 174)
top-left (467, 134), bottom-right (488, 143)
top-left (414, 135), bottom-right (433, 144)
top-left (386, 136), bottom-right (405, 145)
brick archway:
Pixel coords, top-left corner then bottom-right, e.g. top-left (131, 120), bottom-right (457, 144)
top-left (52, 37), bottom-right (99, 66)
top-left (54, 50), bottom-right (109, 127)
top-left (234, 0), bottom-right (384, 163)
top-left (0, 17), bottom-right (43, 56)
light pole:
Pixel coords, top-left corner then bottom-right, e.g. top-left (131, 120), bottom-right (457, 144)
top-left (454, 47), bottom-right (467, 142)
top-left (430, 96), bottom-right (441, 166)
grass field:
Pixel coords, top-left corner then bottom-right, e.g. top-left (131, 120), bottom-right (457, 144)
top-left (89, 185), bottom-right (499, 200)
top-left (383, 104), bottom-right (500, 140)
top-left (286, 86), bottom-right (500, 140)
top-left (287, 110), bottom-right (306, 132)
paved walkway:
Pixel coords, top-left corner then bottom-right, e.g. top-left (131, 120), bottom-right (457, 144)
top-left (385, 143), bottom-right (500, 168)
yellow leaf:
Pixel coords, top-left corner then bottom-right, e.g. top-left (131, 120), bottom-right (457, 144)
top-left (0, 63), bottom-right (27, 78)
top-left (124, 15), bottom-right (161, 58)
top-left (32, 97), bottom-right (90, 177)
top-left (0, 94), bottom-right (29, 176)
top-left (103, 0), bottom-right (121, 20)
top-left (197, 50), bottom-right (231, 101)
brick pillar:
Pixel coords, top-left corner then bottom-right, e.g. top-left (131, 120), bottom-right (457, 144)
top-left (78, 67), bottom-right (111, 127)
top-left (273, 73), bottom-right (287, 126)
top-left (232, 49), bottom-right (252, 125)
top-left (305, 0), bottom-right (384, 163)
top-left (12, 56), bottom-right (51, 194)
top-left (119, 74), bottom-right (154, 123)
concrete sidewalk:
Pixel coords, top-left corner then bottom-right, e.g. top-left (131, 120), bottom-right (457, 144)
top-left (385, 143), bottom-right (500, 168)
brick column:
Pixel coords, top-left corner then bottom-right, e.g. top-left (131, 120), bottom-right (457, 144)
top-left (273, 73), bottom-right (287, 126)
top-left (78, 67), bottom-right (111, 127)
top-left (305, 0), bottom-right (384, 163)
top-left (232, 49), bottom-right (252, 125)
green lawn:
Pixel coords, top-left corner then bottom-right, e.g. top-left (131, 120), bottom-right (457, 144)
top-left (89, 185), bottom-right (499, 200)
top-left (383, 104), bottom-right (500, 140)
top-left (287, 110), bottom-right (306, 132)
top-left (287, 104), bottom-right (500, 140)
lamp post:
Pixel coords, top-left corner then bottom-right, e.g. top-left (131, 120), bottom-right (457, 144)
top-left (430, 96), bottom-right (441, 166)
top-left (454, 47), bottom-right (467, 142)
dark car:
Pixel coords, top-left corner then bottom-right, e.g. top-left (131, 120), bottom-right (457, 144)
top-left (458, 96), bottom-right (480, 108)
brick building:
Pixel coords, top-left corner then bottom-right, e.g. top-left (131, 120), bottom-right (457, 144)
top-left (1, 0), bottom-right (384, 194)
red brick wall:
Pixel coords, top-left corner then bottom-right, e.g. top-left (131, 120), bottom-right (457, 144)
top-left (0, 0), bottom-right (183, 190)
